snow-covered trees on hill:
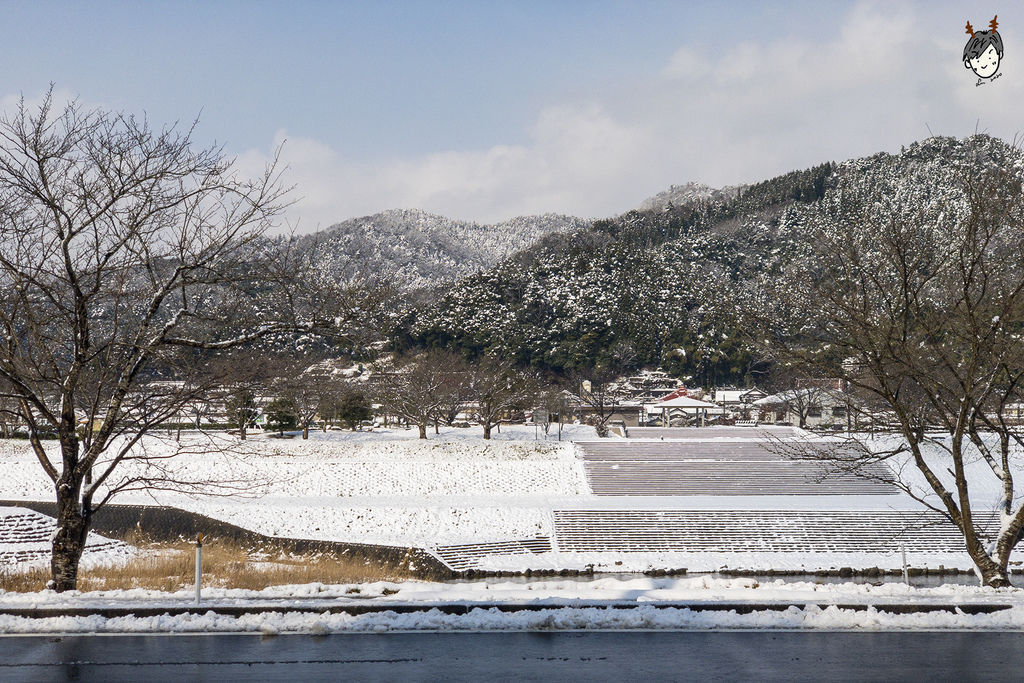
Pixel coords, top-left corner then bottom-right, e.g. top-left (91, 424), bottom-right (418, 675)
top-left (401, 137), bottom-right (1020, 394)
top-left (294, 209), bottom-right (590, 289)
top-left (401, 160), bottom-right (835, 381)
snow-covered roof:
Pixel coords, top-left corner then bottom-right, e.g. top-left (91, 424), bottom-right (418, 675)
top-left (649, 395), bottom-right (721, 409)
top-left (754, 388), bottom-right (848, 406)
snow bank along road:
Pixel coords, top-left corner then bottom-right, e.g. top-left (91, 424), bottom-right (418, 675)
top-left (4, 577), bottom-right (1024, 633)
top-left (0, 425), bottom-right (1018, 573)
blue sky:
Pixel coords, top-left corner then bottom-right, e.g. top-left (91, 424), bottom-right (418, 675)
top-left (1, 1), bottom-right (1019, 230)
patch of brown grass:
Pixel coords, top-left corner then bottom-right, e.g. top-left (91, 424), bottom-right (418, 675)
top-left (0, 566), bottom-right (51, 593)
top-left (1, 537), bottom-right (417, 593)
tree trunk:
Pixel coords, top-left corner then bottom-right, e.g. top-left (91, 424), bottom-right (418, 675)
top-left (595, 420), bottom-right (609, 438)
top-left (240, 424), bottom-right (247, 441)
top-left (967, 544), bottom-right (1012, 587)
top-left (302, 426), bottom-right (309, 440)
top-left (483, 422), bottom-right (492, 440)
top-left (418, 422), bottom-right (427, 439)
top-left (51, 493), bottom-right (90, 592)
top-left (977, 560), bottom-right (1011, 588)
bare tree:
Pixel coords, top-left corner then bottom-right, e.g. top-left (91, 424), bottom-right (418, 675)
top-left (568, 366), bottom-right (622, 437)
top-left (0, 94), bottom-right (361, 591)
top-left (759, 366), bottom-right (830, 429)
top-left (276, 370), bottom-right (326, 440)
top-left (466, 356), bottom-right (539, 440)
top-left (434, 354), bottom-right (470, 428)
top-left (0, 378), bottom-right (19, 438)
top-left (537, 385), bottom-right (572, 440)
top-left (751, 143), bottom-right (1024, 586)
top-left (375, 351), bottom-right (456, 439)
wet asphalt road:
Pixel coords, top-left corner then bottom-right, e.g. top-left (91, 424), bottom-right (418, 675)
top-left (3, 630), bottom-right (1023, 682)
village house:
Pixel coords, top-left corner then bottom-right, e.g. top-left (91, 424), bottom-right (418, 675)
top-left (711, 387), bottom-right (768, 419)
top-left (753, 387), bottom-right (862, 429)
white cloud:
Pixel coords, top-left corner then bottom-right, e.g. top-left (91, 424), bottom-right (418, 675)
top-left (201, 2), bottom-right (1024, 231)
top-left (16, 3), bottom-right (1023, 232)
top-left (236, 103), bottom-right (653, 231)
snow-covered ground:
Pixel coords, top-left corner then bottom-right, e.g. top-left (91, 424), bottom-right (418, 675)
top-left (2, 577), bottom-right (1024, 633)
top-left (0, 426), bottom-right (1019, 574)
top-left (0, 507), bottom-right (135, 572)
top-left (7, 604), bottom-right (1024, 633)
top-left (861, 432), bottom-right (1024, 512)
top-left (0, 426), bottom-right (592, 548)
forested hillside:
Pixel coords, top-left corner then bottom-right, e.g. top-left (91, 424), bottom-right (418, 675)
top-left (397, 136), bottom-right (1017, 386)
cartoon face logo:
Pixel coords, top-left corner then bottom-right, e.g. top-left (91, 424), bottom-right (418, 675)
top-left (964, 16), bottom-right (1004, 80)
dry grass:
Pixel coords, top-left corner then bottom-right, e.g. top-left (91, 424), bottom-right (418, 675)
top-left (0, 566), bottom-right (50, 593)
top-left (1, 537), bottom-right (417, 593)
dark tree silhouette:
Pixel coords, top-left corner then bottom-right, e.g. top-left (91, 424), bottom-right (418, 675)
top-left (751, 144), bottom-right (1024, 586)
top-left (0, 93), bottom-right (368, 590)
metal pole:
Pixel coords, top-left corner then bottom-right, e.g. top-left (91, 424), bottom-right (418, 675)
top-left (901, 542), bottom-right (909, 586)
top-left (195, 534), bottom-right (203, 604)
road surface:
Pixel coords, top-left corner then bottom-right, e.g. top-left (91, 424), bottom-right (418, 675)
top-left (4, 631), bottom-right (1024, 681)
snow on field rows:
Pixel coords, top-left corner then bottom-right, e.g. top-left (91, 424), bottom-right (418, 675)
top-left (0, 427), bottom-right (590, 498)
top-left (0, 426), bottom-right (1015, 572)
top-left (193, 500), bottom-right (556, 545)
top-left (0, 507), bottom-right (135, 572)
top-left (0, 425), bottom-right (594, 547)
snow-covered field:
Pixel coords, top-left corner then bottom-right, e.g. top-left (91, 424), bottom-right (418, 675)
top-left (0, 507), bottom-right (135, 572)
top-left (0, 425), bottom-right (593, 549)
top-left (2, 577), bottom-right (1024, 633)
top-left (861, 432), bottom-right (1024, 510)
top-left (0, 425), bottom-right (1018, 575)
top-left (6, 426), bottom-right (1024, 633)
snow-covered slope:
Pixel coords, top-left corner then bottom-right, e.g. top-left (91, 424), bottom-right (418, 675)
top-left (0, 507), bottom-right (134, 571)
top-left (406, 135), bottom-right (1021, 382)
top-left (296, 209), bottom-right (590, 289)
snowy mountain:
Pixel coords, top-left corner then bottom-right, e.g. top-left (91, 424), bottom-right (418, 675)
top-left (296, 209), bottom-right (589, 289)
top-left (403, 135), bottom-right (1020, 384)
